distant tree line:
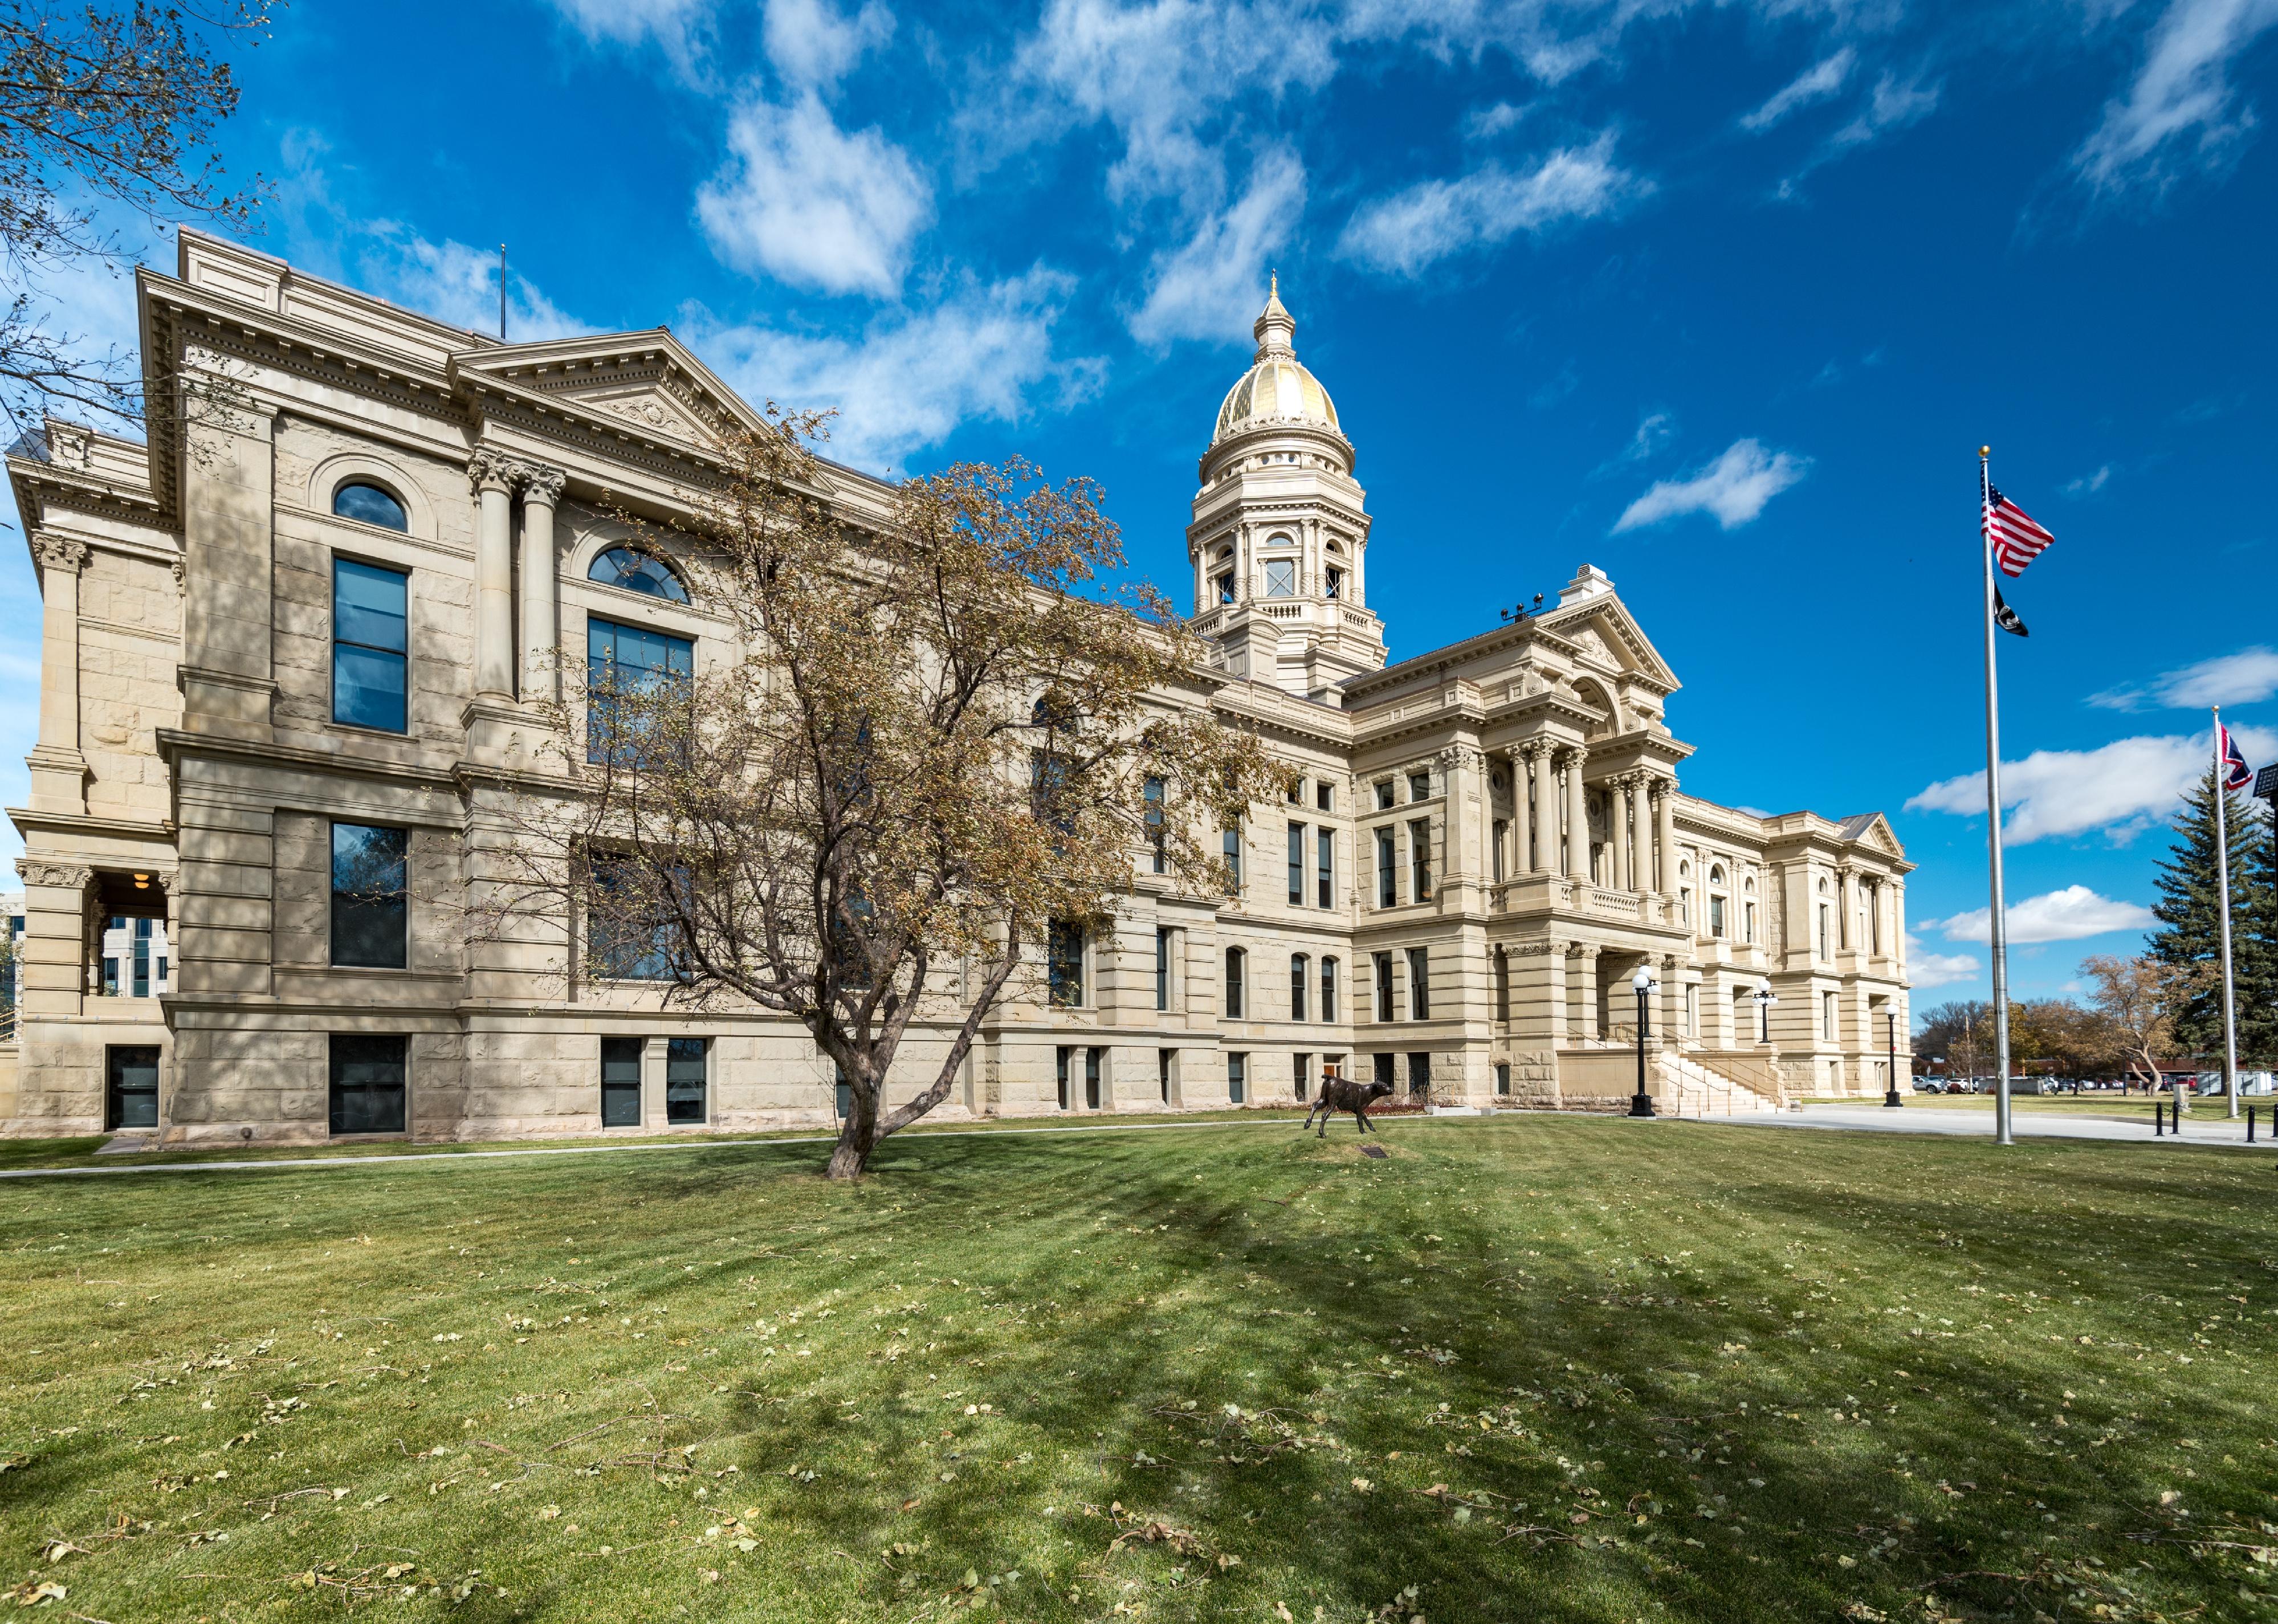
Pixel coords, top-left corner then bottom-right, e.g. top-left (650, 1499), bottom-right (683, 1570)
top-left (1914, 768), bottom-right (2275, 1083)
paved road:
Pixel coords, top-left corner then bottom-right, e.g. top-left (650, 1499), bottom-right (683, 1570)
top-left (1720, 1103), bottom-right (2270, 1148)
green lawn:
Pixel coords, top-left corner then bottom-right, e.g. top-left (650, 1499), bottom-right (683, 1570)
top-left (2, 1117), bottom-right (2272, 1623)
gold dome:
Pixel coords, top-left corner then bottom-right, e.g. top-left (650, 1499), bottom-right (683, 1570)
top-left (1211, 278), bottom-right (1343, 447)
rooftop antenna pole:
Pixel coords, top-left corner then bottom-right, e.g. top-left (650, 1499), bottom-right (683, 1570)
top-left (499, 244), bottom-right (507, 343)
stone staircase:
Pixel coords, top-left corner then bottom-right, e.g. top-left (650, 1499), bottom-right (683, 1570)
top-left (1655, 1050), bottom-right (1787, 1117)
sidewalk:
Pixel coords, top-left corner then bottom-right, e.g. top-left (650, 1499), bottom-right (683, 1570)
top-left (1721, 1103), bottom-right (2269, 1148)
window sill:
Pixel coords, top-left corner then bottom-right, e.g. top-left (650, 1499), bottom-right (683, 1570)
top-left (325, 963), bottom-right (417, 976)
top-left (326, 719), bottom-right (413, 741)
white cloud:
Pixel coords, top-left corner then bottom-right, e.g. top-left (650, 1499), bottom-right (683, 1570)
top-left (1741, 48), bottom-right (1856, 132)
top-left (1129, 147), bottom-right (1306, 346)
top-left (2075, 0), bottom-right (2278, 195)
top-left (2064, 463), bottom-right (2113, 497)
top-left (549, 0), bottom-right (716, 70)
top-left (356, 226), bottom-right (590, 341)
top-left (1906, 936), bottom-right (1984, 990)
top-left (1612, 438), bottom-right (1809, 533)
top-left (2088, 646), bottom-right (2278, 711)
top-left (1926, 885), bottom-right (2158, 945)
top-left (696, 89), bottom-right (932, 298)
top-left (764, 0), bottom-right (894, 91)
top-left (1904, 724), bottom-right (2278, 843)
top-left (1466, 100), bottom-right (1533, 138)
top-left (1337, 132), bottom-right (1642, 279)
top-left (1829, 70), bottom-right (1942, 149)
top-left (997, 0), bottom-right (1337, 211)
top-left (685, 268), bottom-right (1105, 471)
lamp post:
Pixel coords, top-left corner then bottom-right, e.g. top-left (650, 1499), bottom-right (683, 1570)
top-left (1629, 964), bottom-right (1660, 1118)
top-left (1755, 982), bottom-right (1778, 1044)
top-left (1884, 1010), bottom-right (1904, 1108)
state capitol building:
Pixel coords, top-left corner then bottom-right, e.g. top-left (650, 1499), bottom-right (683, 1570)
top-left (1, 232), bottom-right (1912, 1142)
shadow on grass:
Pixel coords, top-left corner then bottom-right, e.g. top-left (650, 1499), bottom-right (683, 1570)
top-left (0, 1117), bottom-right (2265, 1622)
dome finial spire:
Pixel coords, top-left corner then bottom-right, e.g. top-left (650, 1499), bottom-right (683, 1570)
top-left (1254, 274), bottom-right (1295, 360)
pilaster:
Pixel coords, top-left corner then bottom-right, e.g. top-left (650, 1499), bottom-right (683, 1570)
top-left (26, 534), bottom-right (89, 813)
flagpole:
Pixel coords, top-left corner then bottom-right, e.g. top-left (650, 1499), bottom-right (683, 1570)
top-left (2214, 707), bottom-right (2241, 1119)
top-left (1980, 448), bottom-right (2014, 1147)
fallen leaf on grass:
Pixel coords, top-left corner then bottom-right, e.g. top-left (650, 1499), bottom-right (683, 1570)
top-left (9, 1580), bottom-right (65, 1607)
top-left (35, 1541), bottom-right (84, 1565)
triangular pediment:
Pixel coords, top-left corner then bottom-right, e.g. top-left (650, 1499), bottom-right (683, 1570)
top-left (1840, 811), bottom-right (1905, 856)
top-left (449, 329), bottom-right (773, 462)
top-left (1543, 596), bottom-right (1680, 691)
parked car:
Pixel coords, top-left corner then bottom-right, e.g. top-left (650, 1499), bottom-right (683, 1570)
top-left (1913, 1078), bottom-right (1946, 1093)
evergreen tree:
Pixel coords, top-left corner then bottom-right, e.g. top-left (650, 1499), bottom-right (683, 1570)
top-left (2149, 768), bottom-right (2278, 1064)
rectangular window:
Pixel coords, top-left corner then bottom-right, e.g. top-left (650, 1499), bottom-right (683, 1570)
top-left (105, 1045), bottom-right (160, 1131)
top-left (1375, 780), bottom-right (1395, 811)
top-left (1264, 558), bottom-right (1297, 597)
top-left (1056, 1046), bottom-right (1073, 1111)
top-left (588, 616), bottom-right (693, 765)
top-left (329, 1034), bottom-right (407, 1136)
top-left (1407, 947), bottom-right (1431, 1020)
top-left (1495, 950), bottom-right (1510, 1022)
top-left (1495, 1062), bottom-right (1511, 1096)
top-left (1317, 827), bottom-right (1334, 907)
top-left (1373, 1051), bottom-right (1396, 1086)
top-left (1321, 956), bottom-right (1338, 1023)
top-left (600, 1037), bottom-right (642, 1127)
top-left (1048, 921), bottom-right (1085, 1007)
top-left (1492, 819), bottom-right (1508, 882)
top-left (1685, 983), bottom-right (1700, 1038)
top-left (1223, 826), bottom-right (1243, 891)
top-left (1155, 927), bottom-right (1172, 1011)
top-left (1407, 1051), bottom-right (1431, 1097)
top-left (1823, 991), bottom-right (1838, 1042)
top-left (1294, 1051), bottom-right (1312, 1101)
top-left (1818, 905), bottom-right (1830, 959)
top-left (590, 856), bottom-right (683, 981)
top-left (1085, 1046), bottom-right (1103, 1109)
top-left (1409, 819), bottom-right (1433, 901)
top-left (1709, 894), bottom-right (1726, 939)
top-left (1408, 771), bottom-right (1431, 802)
top-left (1286, 780), bottom-right (1304, 805)
top-left (332, 557), bottom-right (408, 732)
top-left (331, 822), bottom-right (409, 970)
top-left (1376, 827), bottom-right (1396, 907)
top-left (1290, 953), bottom-right (1309, 1022)
top-left (665, 1037), bottom-right (707, 1124)
top-left (1745, 901), bottom-right (1757, 944)
top-left (1287, 822), bottom-right (1306, 904)
top-left (1144, 777), bottom-right (1167, 873)
top-left (1228, 1051), bottom-right (1246, 1105)
top-left (1315, 782), bottom-right (1334, 812)
top-left (1224, 948), bottom-right (1245, 1019)
top-left (1374, 951), bottom-right (1394, 1021)
top-left (132, 917), bottom-right (150, 998)
top-left (1158, 1048), bottom-right (1173, 1104)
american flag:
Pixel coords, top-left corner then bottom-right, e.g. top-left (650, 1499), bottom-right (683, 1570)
top-left (1984, 484), bottom-right (2055, 577)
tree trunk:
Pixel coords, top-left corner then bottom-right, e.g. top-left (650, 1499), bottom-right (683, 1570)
top-left (825, 1080), bottom-right (879, 1180)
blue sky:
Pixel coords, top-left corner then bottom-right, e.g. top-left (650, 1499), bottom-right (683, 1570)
top-left (6, 0), bottom-right (2277, 1016)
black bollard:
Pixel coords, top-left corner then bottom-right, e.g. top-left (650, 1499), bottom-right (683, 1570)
top-left (2251, 1105), bottom-right (2258, 1144)
top-left (2154, 1099), bottom-right (2165, 1137)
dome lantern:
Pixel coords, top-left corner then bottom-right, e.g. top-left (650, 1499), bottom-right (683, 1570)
top-left (1210, 278), bottom-right (1345, 452)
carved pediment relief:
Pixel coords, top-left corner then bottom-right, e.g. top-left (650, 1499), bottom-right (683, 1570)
top-left (582, 385), bottom-right (713, 446)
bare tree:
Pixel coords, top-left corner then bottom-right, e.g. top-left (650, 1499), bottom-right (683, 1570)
top-left (0, 1), bottom-right (276, 434)
top-left (2079, 953), bottom-right (2188, 1093)
top-left (478, 413), bottom-right (1282, 1178)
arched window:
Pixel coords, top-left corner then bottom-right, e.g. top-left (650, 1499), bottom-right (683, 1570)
top-left (1290, 953), bottom-right (1310, 1022)
top-left (333, 480), bottom-right (407, 532)
top-left (1225, 947), bottom-right (1246, 1019)
top-left (1320, 956), bottom-right (1338, 1022)
top-left (589, 546), bottom-right (688, 602)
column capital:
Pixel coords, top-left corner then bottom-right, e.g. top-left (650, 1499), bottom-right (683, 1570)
top-left (468, 447), bottom-right (518, 496)
top-left (518, 462), bottom-right (567, 503)
top-left (31, 533), bottom-right (89, 574)
top-left (16, 859), bottom-right (91, 889)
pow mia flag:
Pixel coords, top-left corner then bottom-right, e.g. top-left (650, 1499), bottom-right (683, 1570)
top-left (1991, 585), bottom-right (2028, 638)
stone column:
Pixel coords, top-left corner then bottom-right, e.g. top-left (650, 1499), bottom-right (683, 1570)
top-left (1525, 744), bottom-right (1548, 874)
top-left (1653, 777), bottom-right (1677, 894)
top-left (471, 450), bottom-right (517, 702)
top-left (518, 464), bottom-right (565, 703)
top-left (1563, 749), bottom-right (1588, 880)
top-left (1507, 747), bottom-right (1529, 879)
top-left (1611, 778), bottom-right (1634, 893)
top-left (1837, 867), bottom-right (1857, 953)
top-left (27, 535), bottom-right (89, 814)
